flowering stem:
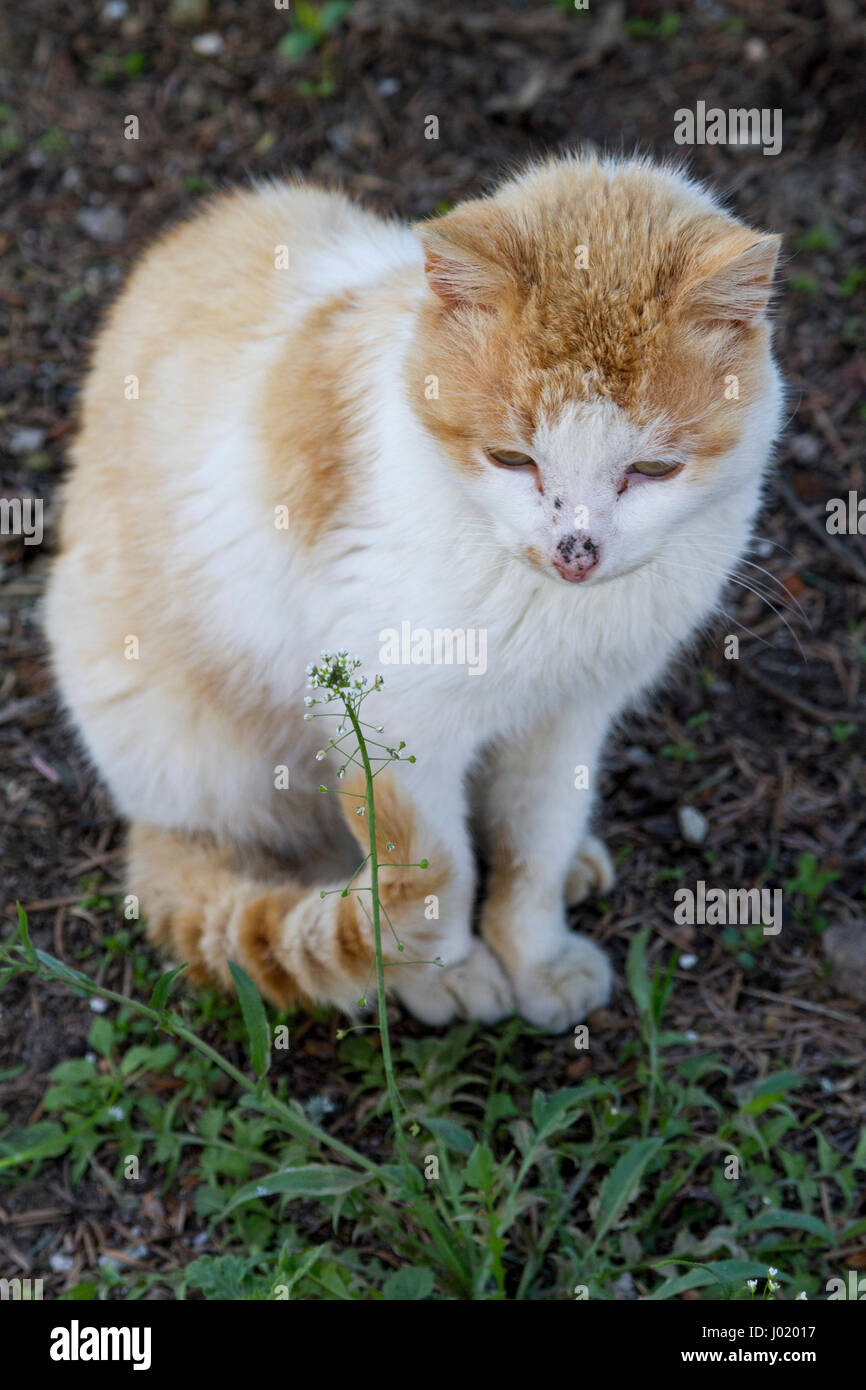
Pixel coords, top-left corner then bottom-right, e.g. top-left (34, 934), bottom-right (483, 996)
top-left (346, 701), bottom-right (412, 1179)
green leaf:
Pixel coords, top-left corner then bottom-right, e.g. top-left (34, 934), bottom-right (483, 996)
top-left (278, 29), bottom-right (318, 59)
top-left (742, 1071), bottom-right (804, 1113)
top-left (51, 1059), bottom-right (97, 1084)
top-left (228, 960), bottom-right (271, 1078)
top-left (852, 1126), bottom-right (866, 1170)
top-left (17, 903), bottom-right (37, 964)
top-left (276, 1244), bottom-right (330, 1299)
top-left (595, 1137), bottom-right (664, 1240)
top-left (319, 0), bottom-right (352, 29)
top-left (221, 1164), bottom-right (370, 1215)
top-left (0, 1119), bottom-right (66, 1162)
top-left (120, 1043), bottom-right (177, 1077)
top-left (423, 1117), bottom-right (475, 1155)
top-left (531, 1084), bottom-right (601, 1142)
top-left (151, 962), bottom-right (187, 1012)
top-left (463, 1142), bottom-right (495, 1190)
top-left (626, 927), bottom-right (652, 1013)
top-left (651, 1258), bottom-right (787, 1299)
top-left (34, 949), bottom-right (91, 991)
top-left (87, 1016), bottom-right (114, 1059)
top-left (382, 1266), bottom-right (434, 1300)
top-left (58, 1283), bottom-right (99, 1300)
top-left (744, 1209), bottom-right (834, 1242)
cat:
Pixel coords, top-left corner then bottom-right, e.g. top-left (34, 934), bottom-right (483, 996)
top-left (45, 153), bottom-right (782, 1033)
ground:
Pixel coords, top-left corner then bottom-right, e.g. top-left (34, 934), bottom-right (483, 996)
top-left (0, 0), bottom-right (864, 1299)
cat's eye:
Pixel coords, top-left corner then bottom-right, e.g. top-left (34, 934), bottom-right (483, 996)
top-left (629, 459), bottom-right (681, 478)
top-left (487, 448), bottom-right (536, 468)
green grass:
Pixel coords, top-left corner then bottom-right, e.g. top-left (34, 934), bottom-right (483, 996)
top-left (2, 912), bottom-right (863, 1301)
top-left (1, 659), bottom-right (861, 1300)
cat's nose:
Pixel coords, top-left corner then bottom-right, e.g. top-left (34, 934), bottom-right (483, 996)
top-left (553, 531), bottom-right (599, 583)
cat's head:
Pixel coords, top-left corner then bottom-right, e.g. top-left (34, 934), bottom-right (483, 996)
top-left (407, 155), bottom-right (782, 585)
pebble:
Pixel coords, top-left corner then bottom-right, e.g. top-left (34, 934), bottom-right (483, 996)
top-left (790, 433), bottom-right (822, 465)
top-left (623, 744), bottom-right (653, 766)
top-left (76, 205), bottom-right (126, 243)
top-left (9, 426), bottom-right (45, 454)
top-left (192, 32), bottom-right (224, 56)
top-left (678, 804), bottom-right (709, 845)
top-left (823, 924), bottom-right (866, 1003)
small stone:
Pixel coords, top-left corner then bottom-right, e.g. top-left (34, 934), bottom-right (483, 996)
top-left (790, 433), bottom-right (821, 465)
top-left (9, 426), bottom-right (45, 454)
top-left (823, 924), bottom-right (866, 1003)
top-left (191, 32), bottom-right (224, 55)
top-left (623, 744), bottom-right (653, 766)
top-left (76, 204), bottom-right (126, 243)
top-left (613, 1270), bottom-right (636, 1299)
top-left (678, 804), bottom-right (709, 845)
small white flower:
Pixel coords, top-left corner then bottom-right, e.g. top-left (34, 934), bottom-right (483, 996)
top-left (767, 1266), bottom-right (779, 1277)
top-left (747, 1279), bottom-right (757, 1290)
top-left (315, 750), bottom-right (326, 761)
top-left (767, 1279), bottom-right (780, 1293)
top-left (89, 997), bottom-right (108, 1013)
top-left (796, 1291), bottom-right (807, 1300)
top-left (107, 1105), bottom-right (125, 1121)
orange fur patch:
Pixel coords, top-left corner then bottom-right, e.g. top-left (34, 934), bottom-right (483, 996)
top-left (407, 157), bottom-right (777, 477)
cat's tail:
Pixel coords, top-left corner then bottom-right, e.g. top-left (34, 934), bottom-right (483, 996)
top-left (128, 774), bottom-right (448, 1014)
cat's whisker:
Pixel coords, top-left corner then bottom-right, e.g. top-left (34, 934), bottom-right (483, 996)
top-left (661, 541), bottom-right (808, 622)
top-left (650, 555), bottom-right (808, 659)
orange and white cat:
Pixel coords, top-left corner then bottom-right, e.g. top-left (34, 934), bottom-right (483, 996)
top-left (45, 154), bottom-right (782, 1032)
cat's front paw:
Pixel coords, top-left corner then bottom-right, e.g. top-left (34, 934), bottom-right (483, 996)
top-left (512, 933), bottom-right (611, 1033)
top-left (565, 834), bottom-right (616, 906)
top-left (391, 939), bottom-right (514, 1026)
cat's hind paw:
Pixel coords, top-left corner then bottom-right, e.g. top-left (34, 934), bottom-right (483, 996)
top-left (390, 939), bottom-right (514, 1026)
top-left (512, 933), bottom-right (612, 1033)
top-left (565, 834), bottom-right (616, 906)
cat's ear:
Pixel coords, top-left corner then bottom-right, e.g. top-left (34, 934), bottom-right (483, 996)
top-left (684, 232), bottom-right (781, 327)
top-left (419, 230), bottom-right (507, 308)
top-left (417, 209), bottom-right (517, 309)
